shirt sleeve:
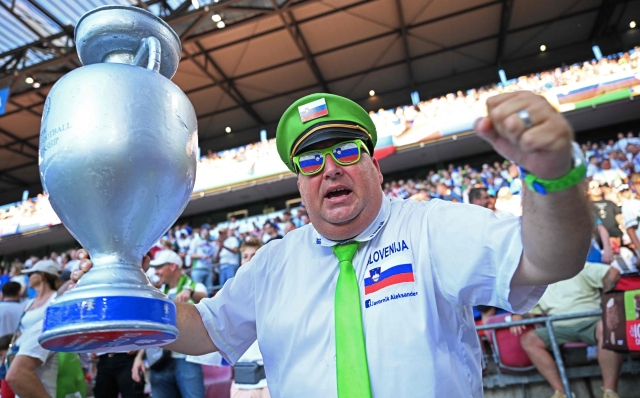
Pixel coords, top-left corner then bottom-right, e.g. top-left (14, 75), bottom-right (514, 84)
top-left (580, 262), bottom-right (610, 289)
top-left (195, 283), bottom-right (207, 293)
top-left (17, 320), bottom-right (52, 365)
top-left (611, 201), bottom-right (621, 216)
top-left (621, 201), bottom-right (638, 229)
top-left (194, 257), bottom-right (256, 365)
top-left (426, 200), bottom-right (546, 314)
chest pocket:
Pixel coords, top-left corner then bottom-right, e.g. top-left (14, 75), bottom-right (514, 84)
top-left (362, 251), bottom-right (416, 304)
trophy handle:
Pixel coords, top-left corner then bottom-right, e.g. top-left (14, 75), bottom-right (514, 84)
top-left (75, 5), bottom-right (181, 79)
top-left (133, 37), bottom-right (161, 73)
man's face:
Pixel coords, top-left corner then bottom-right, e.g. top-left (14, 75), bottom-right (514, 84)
top-left (601, 159), bottom-right (611, 170)
top-left (472, 191), bottom-right (490, 208)
top-left (297, 139), bottom-right (383, 240)
top-left (588, 181), bottom-right (602, 198)
top-left (628, 144), bottom-right (638, 155)
top-left (154, 263), bottom-right (176, 284)
top-left (633, 182), bottom-right (640, 196)
top-left (241, 247), bottom-right (258, 265)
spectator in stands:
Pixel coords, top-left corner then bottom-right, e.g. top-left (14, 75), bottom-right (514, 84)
top-left (513, 263), bottom-right (623, 398)
top-left (0, 282), bottom-right (23, 337)
top-left (93, 350), bottom-right (145, 398)
top-left (284, 220), bottom-right (297, 235)
top-left (9, 263), bottom-right (27, 297)
top-left (133, 249), bottom-right (206, 398)
top-left (215, 227), bottom-right (240, 286)
top-left (468, 187), bottom-right (490, 208)
top-left (0, 333), bottom-right (11, 368)
top-left (588, 180), bottom-right (623, 246)
top-left (593, 159), bottom-right (627, 188)
top-left (190, 224), bottom-right (218, 291)
top-left (262, 221), bottom-right (283, 244)
top-left (621, 173), bottom-right (640, 257)
top-left (586, 155), bottom-right (600, 178)
top-left (14, 260), bottom-right (60, 347)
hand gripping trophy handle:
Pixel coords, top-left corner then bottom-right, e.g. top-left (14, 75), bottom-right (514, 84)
top-left (38, 5), bottom-right (198, 353)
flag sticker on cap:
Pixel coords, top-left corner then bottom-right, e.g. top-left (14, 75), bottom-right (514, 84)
top-left (298, 98), bottom-right (328, 123)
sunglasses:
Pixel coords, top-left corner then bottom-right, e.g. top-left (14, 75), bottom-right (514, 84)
top-left (293, 139), bottom-right (370, 176)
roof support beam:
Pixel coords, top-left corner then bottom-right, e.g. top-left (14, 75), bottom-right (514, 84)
top-left (0, 127), bottom-right (39, 152)
top-left (270, 0), bottom-right (329, 93)
top-left (495, 0), bottom-right (514, 65)
top-left (0, 1), bottom-right (63, 57)
top-left (186, 42), bottom-right (265, 126)
top-left (394, 0), bottom-right (415, 89)
top-left (26, 0), bottom-right (74, 35)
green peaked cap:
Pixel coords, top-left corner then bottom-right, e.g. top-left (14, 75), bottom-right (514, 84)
top-left (276, 93), bottom-right (378, 173)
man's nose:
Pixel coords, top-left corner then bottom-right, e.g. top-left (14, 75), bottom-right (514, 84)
top-left (322, 154), bottom-right (343, 178)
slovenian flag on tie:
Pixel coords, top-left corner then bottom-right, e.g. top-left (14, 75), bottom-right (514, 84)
top-left (364, 263), bottom-right (414, 295)
top-left (298, 98), bottom-right (329, 123)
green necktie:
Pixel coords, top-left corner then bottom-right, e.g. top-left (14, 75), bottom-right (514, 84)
top-left (333, 242), bottom-right (372, 398)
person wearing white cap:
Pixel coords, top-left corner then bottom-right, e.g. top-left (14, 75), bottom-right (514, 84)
top-left (131, 250), bottom-right (208, 398)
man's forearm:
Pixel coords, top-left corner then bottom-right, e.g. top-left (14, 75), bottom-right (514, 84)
top-left (162, 302), bottom-right (218, 355)
top-left (514, 183), bottom-right (593, 286)
top-left (627, 227), bottom-right (640, 255)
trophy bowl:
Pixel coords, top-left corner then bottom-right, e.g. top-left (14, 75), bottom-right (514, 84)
top-left (38, 5), bottom-right (198, 352)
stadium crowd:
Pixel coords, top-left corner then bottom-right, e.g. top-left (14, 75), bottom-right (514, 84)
top-left (3, 47), bottom-right (640, 241)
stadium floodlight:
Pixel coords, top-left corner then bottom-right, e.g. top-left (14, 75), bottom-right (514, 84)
top-left (540, 44), bottom-right (546, 52)
top-left (410, 91), bottom-right (420, 106)
top-left (33, 82), bottom-right (41, 89)
top-left (217, 21), bottom-right (226, 29)
top-left (369, 90), bottom-right (375, 97)
top-left (191, 0), bottom-right (199, 9)
top-left (212, 14), bottom-right (222, 22)
top-left (592, 45), bottom-right (603, 61)
top-left (631, 21), bottom-right (637, 29)
top-left (498, 69), bottom-right (507, 85)
top-left (25, 76), bottom-right (34, 84)
top-left (225, 126), bottom-right (232, 133)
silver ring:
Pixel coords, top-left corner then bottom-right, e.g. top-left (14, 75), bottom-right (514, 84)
top-left (518, 109), bottom-right (533, 129)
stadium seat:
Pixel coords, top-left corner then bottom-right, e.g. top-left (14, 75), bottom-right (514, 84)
top-left (202, 365), bottom-right (233, 398)
top-left (485, 314), bottom-right (536, 373)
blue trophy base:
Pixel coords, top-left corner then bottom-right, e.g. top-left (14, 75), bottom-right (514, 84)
top-left (39, 295), bottom-right (178, 353)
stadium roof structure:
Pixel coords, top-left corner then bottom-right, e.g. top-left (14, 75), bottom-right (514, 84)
top-left (0, 0), bottom-right (639, 205)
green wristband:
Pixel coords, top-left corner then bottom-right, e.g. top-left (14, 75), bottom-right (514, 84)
top-left (521, 163), bottom-right (586, 195)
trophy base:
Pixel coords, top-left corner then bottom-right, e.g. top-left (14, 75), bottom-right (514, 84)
top-left (39, 293), bottom-right (178, 353)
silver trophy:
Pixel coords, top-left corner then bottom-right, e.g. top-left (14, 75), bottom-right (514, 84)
top-left (38, 5), bottom-right (197, 352)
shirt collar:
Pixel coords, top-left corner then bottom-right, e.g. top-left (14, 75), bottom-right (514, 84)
top-left (313, 192), bottom-right (390, 247)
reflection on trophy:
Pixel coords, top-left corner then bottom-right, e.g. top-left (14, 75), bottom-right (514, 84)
top-left (38, 5), bottom-right (197, 352)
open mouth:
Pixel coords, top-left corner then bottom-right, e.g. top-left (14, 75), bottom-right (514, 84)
top-left (325, 187), bottom-right (352, 199)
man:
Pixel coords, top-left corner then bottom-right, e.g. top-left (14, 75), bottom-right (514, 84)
top-left (215, 227), bottom-right (240, 286)
top-left (621, 173), bottom-right (640, 257)
top-left (593, 158), bottom-right (627, 188)
top-left (93, 350), bottom-right (145, 398)
top-left (512, 263), bottom-right (623, 398)
top-left (588, 180), bottom-right (623, 242)
top-left (189, 224), bottom-right (218, 291)
top-left (0, 282), bottom-right (23, 337)
top-left (133, 250), bottom-right (207, 398)
top-left (75, 92), bottom-right (592, 397)
top-left (262, 221), bottom-right (283, 244)
top-left (468, 187), bottom-right (490, 208)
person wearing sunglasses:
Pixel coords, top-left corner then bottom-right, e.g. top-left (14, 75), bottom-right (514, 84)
top-left (72, 92), bottom-right (592, 398)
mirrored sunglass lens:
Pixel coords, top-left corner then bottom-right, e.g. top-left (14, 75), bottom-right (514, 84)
top-left (333, 142), bottom-right (360, 164)
top-left (299, 152), bottom-right (324, 174)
